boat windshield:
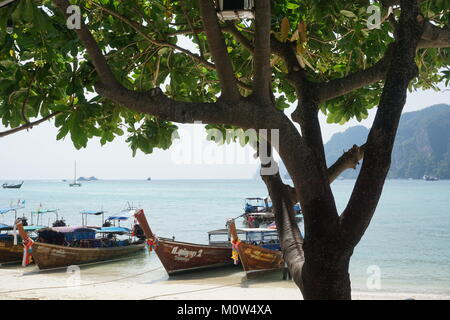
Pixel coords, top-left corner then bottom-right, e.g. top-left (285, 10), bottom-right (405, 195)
top-left (245, 231), bottom-right (279, 245)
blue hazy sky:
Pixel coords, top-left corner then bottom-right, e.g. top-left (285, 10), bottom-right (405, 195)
top-left (1, 86), bottom-right (449, 180)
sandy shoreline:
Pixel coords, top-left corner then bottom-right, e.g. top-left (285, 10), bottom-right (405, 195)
top-left (0, 265), bottom-right (449, 300)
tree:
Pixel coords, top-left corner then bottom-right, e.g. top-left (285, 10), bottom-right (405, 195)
top-left (1, 0), bottom-right (449, 299)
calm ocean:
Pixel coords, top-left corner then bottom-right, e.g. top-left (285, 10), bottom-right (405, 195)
top-left (1, 179), bottom-right (449, 296)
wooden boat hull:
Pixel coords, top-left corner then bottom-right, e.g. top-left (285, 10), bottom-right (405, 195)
top-left (0, 239), bottom-right (23, 264)
top-left (154, 238), bottom-right (234, 275)
top-left (237, 242), bottom-right (283, 275)
top-left (31, 241), bottom-right (146, 270)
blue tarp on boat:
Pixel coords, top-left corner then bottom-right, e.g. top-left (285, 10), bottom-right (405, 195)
top-left (97, 227), bottom-right (130, 234)
top-left (108, 209), bottom-right (136, 221)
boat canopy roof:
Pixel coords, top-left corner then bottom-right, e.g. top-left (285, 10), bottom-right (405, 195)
top-left (245, 197), bottom-right (265, 201)
top-left (0, 224), bottom-right (46, 232)
top-left (208, 227), bottom-right (277, 235)
top-left (0, 201), bottom-right (25, 214)
top-left (50, 226), bottom-right (96, 233)
top-left (0, 223), bottom-right (12, 231)
top-left (31, 209), bottom-right (58, 214)
top-left (239, 228), bottom-right (277, 233)
top-left (24, 225), bottom-right (46, 232)
top-left (80, 210), bottom-right (105, 215)
top-left (107, 209), bottom-right (139, 221)
top-left (246, 212), bottom-right (274, 216)
top-left (97, 227), bottom-right (130, 234)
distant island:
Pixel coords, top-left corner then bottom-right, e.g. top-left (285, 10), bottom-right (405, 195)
top-left (324, 104), bottom-right (450, 179)
top-left (77, 176), bottom-right (99, 181)
top-left (278, 104), bottom-right (450, 180)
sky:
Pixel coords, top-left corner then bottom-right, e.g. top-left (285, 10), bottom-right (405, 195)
top-left (1, 85), bottom-right (449, 180)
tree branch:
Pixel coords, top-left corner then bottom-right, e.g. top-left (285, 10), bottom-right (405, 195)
top-left (419, 21), bottom-right (450, 48)
top-left (90, 1), bottom-right (215, 70)
top-left (52, 0), bottom-right (122, 89)
top-left (225, 23), bottom-right (254, 53)
top-left (316, 20), bottom-right (450, 103)
top-left (253, 0), bottom-right (272, 103)
top-left (340, 0), bottom-right (423, 245)
top-left (316, 45), bottom-right (394, 103)
top-left (91, 3), bottom-right (253, 91)
top-left (327, 144), bottom-right (366, 183)
top-left (95, 85), bottom-right (253, 128)
top-left (198, 0), bottom-right (240, 103)
top-left (0, 112), bottom-right (60, 138)
top-left (284, 143), bottom-right (367, 203)
top-left (51, 0), bottom-right (254, 129)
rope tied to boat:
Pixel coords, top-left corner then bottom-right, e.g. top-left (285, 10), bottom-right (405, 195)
top-left (22, 238), bottom-right (33, 267)
top-left (231, 239), bottom-right (241, 265)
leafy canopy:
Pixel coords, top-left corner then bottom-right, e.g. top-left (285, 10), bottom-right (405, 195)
top-left (0, 0), bottom-right (449, 152)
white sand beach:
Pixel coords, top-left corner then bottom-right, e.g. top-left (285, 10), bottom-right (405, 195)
top-left (0, 265), bottom-right (448, 300)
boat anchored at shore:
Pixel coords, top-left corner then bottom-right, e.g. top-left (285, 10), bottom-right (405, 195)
top-left (0, 201), bottom-right (46, 265)
top-left (135, 212), bottom-right (285, 277)
top-left (135, 211), bottom-right (235, 275)
top-left (15, 208), bottom-right (147, 270)
top-left (228, 219), bottom-right (283, 276)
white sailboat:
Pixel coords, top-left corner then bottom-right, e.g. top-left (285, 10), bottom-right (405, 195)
top-left (69, 161), bottom-right (82, 187)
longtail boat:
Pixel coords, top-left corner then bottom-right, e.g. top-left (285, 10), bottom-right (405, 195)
top-left (0, 224), bottom-right (44, 264)
top-left (15, 208), bottom-right (147, 270)
top-left (228, 219), bottom-right (283, 276)
top-left (0, 201), bottom-right (30, 264)
top-left (135, 211), bottom-right (245, 275)
top-left (2, 182), bottom-right (24, 189)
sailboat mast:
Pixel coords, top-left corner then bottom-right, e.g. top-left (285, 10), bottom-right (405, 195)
top-left (74, 161), bottom-right (76, 183)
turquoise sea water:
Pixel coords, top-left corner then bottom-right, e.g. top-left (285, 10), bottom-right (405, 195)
top-left (0, 179), bottom-right (449, 296)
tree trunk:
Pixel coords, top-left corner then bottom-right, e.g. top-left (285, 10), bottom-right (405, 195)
top-left (263, 169), bottom-right (354, 300)
top-left (301, 242), bottom-right (353, 300)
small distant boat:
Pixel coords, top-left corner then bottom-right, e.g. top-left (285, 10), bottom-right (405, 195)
top-left (147, 177), bottom-right (151, 181)
top-left (228, 220), bottom-right (283, 276)
top-left (423, 175), bottom-right (439, 181)
top-left (135, 211), bottom-right (234, 275)
top-left (2, 182), bottom-right (24, 189)
top-left (15, 208), bottom-right (147, 270)
top-left (69, 161), bottom-right (81, 187)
